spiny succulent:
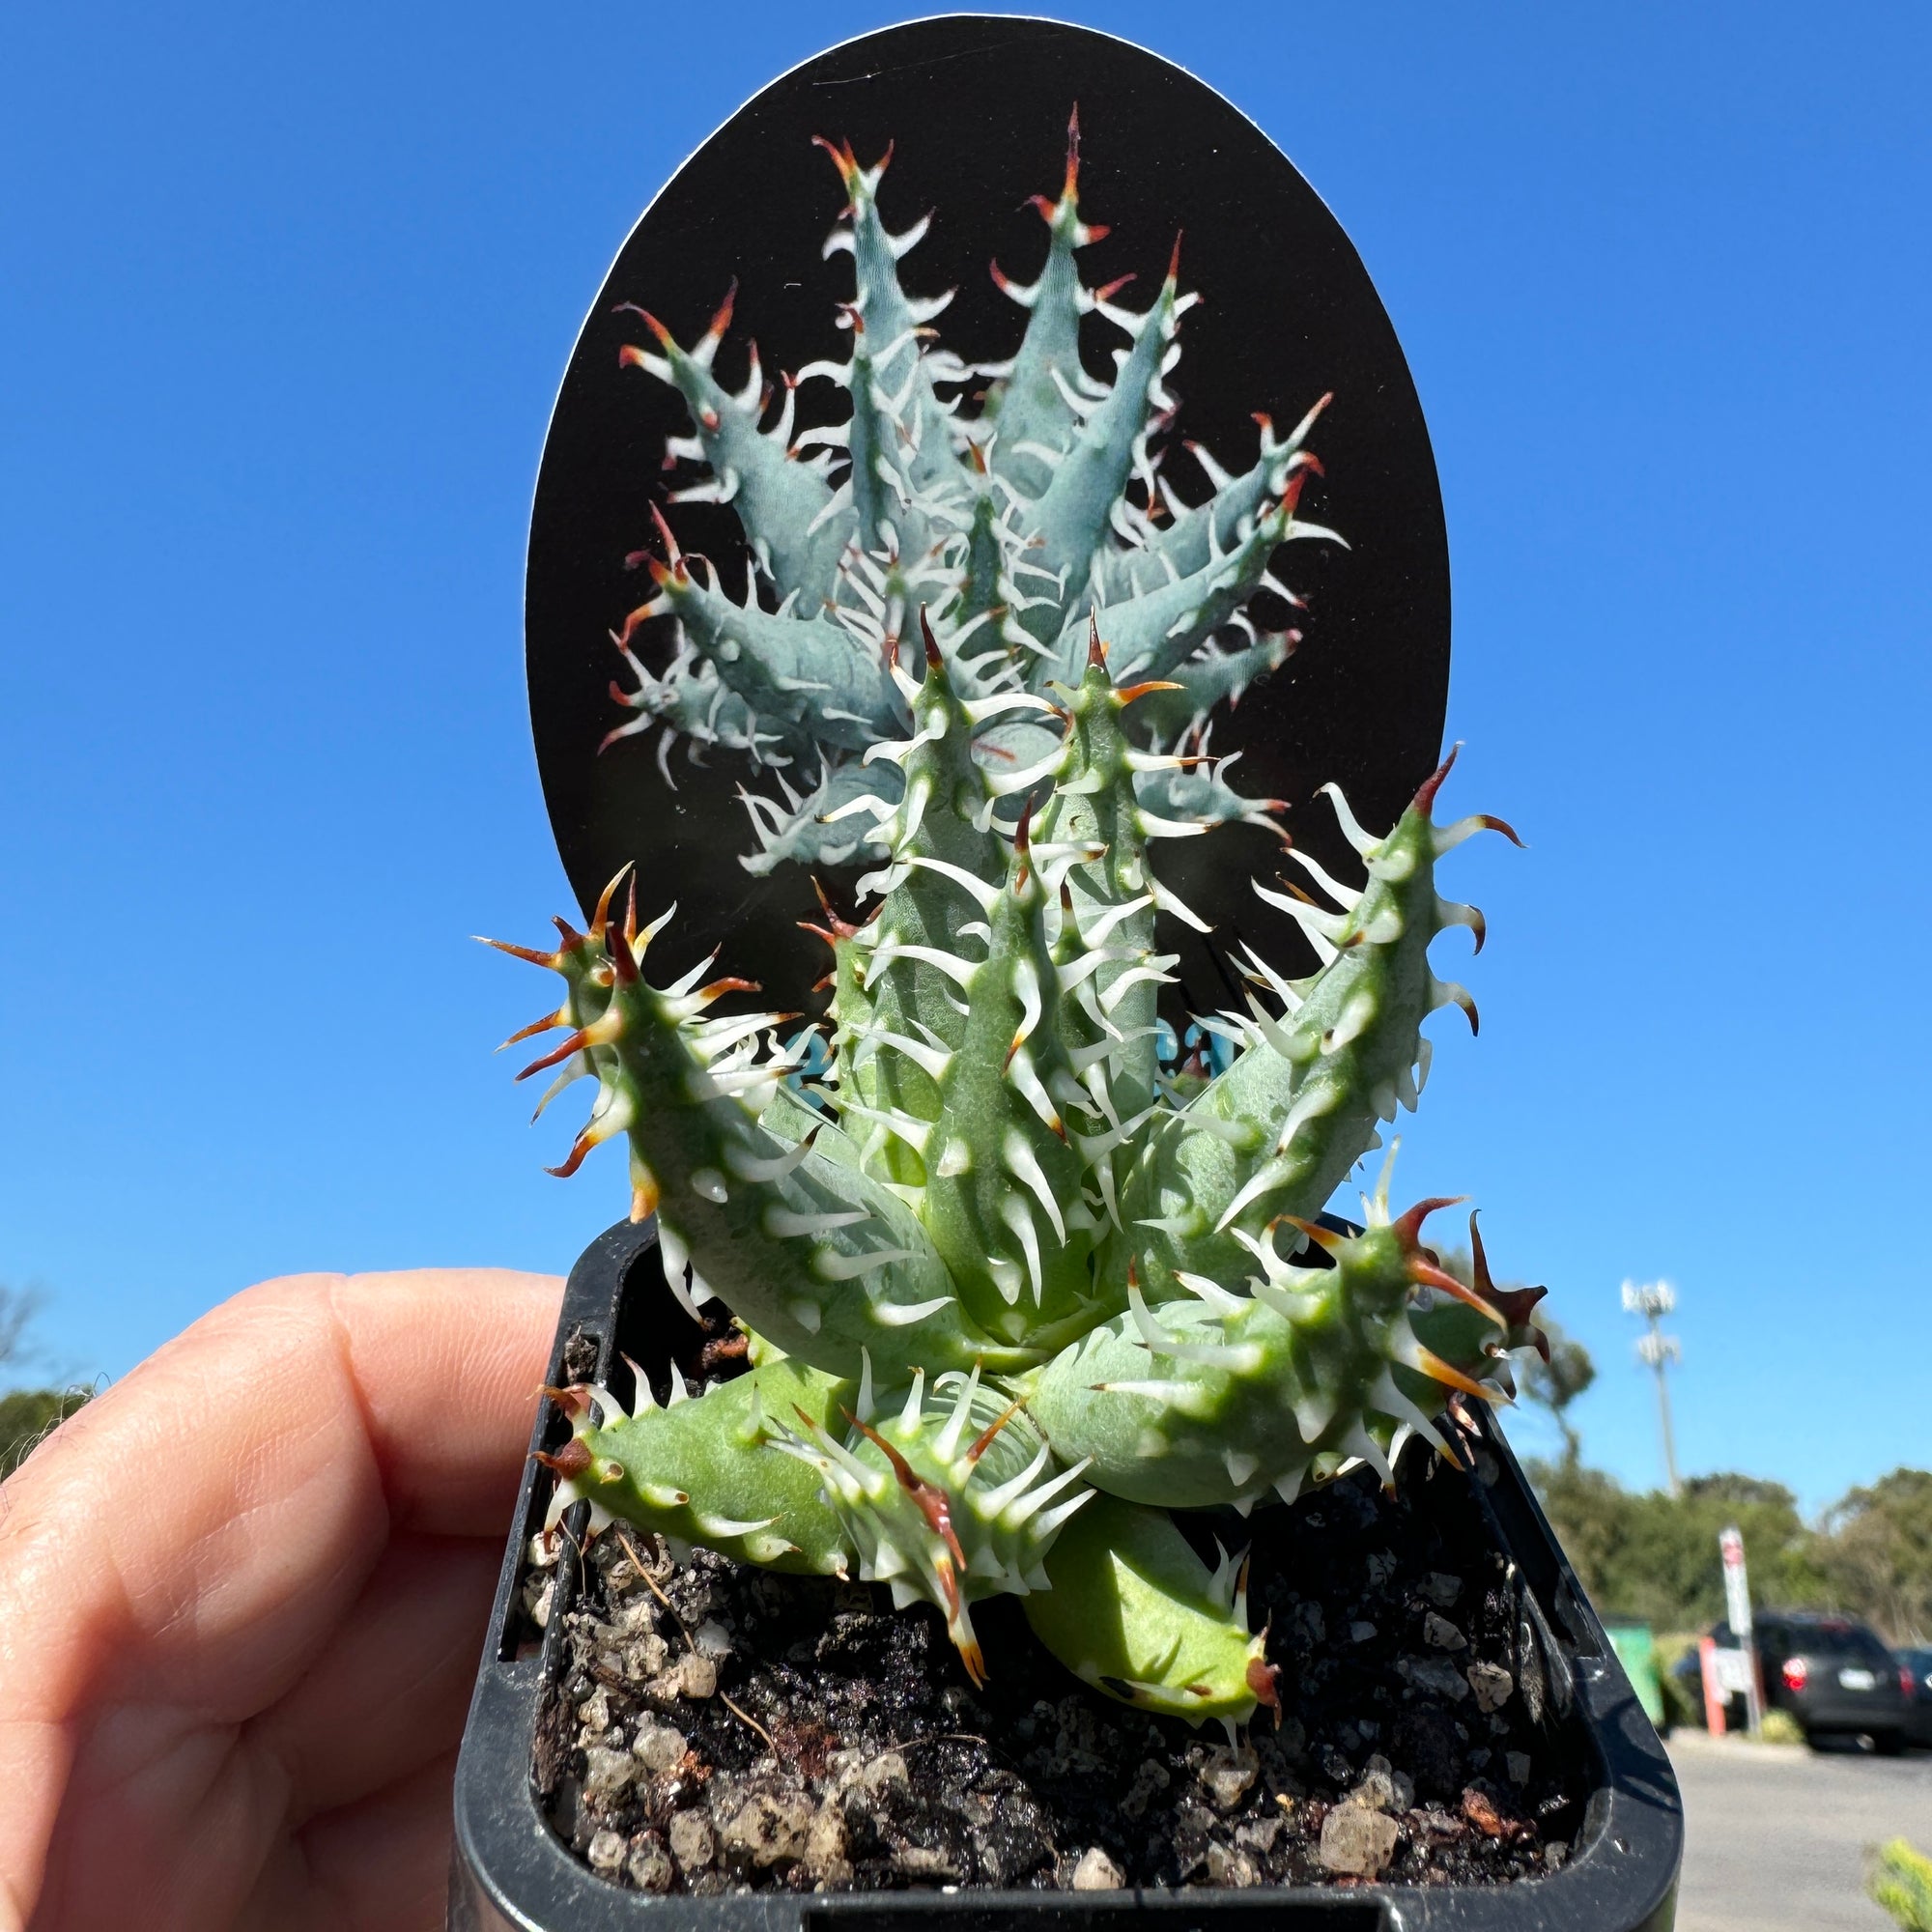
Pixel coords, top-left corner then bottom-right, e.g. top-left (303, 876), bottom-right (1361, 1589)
top-left (497, 119), bottom-right (1545, 1737)
top-left (599, 112), bottom-right (1328, 876)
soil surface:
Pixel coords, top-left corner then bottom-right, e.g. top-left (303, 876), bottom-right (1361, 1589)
top-left (526, 1384), bottom-right (1588, 1898)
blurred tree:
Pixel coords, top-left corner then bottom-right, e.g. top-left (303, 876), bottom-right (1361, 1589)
top-left (1529, 1465), bottom-right (1831, 1628)
top-left (1519, 1317), bottom-right (1596, 1467)
top-left (0, 1281), bottom-right (89, 1480)
top-left (1818, 1469), bottom-right (1932, 1645)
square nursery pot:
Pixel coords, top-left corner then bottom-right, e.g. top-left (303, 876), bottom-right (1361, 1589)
top-left (449, 1219), bottom-right (1682, 1931)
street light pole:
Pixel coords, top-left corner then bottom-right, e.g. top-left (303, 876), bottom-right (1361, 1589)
top-left (1623, 1279), bottom-right (1683, 1498)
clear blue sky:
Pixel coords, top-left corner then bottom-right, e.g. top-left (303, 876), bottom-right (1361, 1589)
top-left (3, 3), bottom-right (1926, 1515)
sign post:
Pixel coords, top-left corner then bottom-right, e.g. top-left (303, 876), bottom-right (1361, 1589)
top-left (1719, 1525), bottom-right (1763, 1736)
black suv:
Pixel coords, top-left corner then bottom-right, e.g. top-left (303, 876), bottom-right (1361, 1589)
top-left (1898, 1644), bottom-right (1932, 1748)
top-left (1723, 1611), bottom-right (1911, 1750)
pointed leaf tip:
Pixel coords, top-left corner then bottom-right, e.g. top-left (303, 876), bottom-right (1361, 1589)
top-left (1391, 1196), bottom-right (1466, 1247)
top-left (1412, 742), bottom-right (1463, 815)
top-left (611, 300), bottom-right (674, 350)
top-left (919, 604), bottom-right (943, 670)
top-left (533, 1439), bottom-right (592, 1480)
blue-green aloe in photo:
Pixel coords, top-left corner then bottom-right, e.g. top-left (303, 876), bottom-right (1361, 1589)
top-left (492, 121), bottom-right (1545, 1734)
top-left (602, 116), bottom-right (1324, 876)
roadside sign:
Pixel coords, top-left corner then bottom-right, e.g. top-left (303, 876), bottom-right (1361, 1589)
top-left (1718, 1525), bottom-right (1764, 1734)
top-left (1719, 1525), bottom-right (1752, 1637)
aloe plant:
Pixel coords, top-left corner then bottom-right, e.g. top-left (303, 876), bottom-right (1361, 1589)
top-left (494, 118), bottom-right (1543, 1733)
top-left (600, 114), bottom-right (1322, 876)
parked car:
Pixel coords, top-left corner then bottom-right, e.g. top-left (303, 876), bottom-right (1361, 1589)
top-left (1897, 1644), bottom-right (1932, 1749)
top-left (1704, 1612), bottom-right (1912, 1751)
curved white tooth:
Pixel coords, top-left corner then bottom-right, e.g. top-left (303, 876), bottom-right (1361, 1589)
top-left (975, 1439), bottom-right (1050, 1514)
top-left (1283, 845), bottom-right (1364, 912)
top-left (1004, 1132), bottom-right (1066, 1245)
top-left (767, 1205), bottom-right (872, 1238)
top-left (855, 1347), bottom-right (876, 1424)
top-left (872, 1293), bottom-right (954, 1327)
top-left (1366, 1367), bottom-right (1448, 1454)
top-left (816, 1245), bottom-right (914, 1281)
top-left (904, 854), bottom-right (1001, 912)
top-left (934, 1364), bottom-right (981, 1462)
top-left (898, 1370), bottom-right (926, 1434)
top-left (1003, 1458), bottom-right (1091, 1527)
top-left (1337, 1421), bottom-right (1393, 1486)
top-left (1032, 1488), bottom-right (1095, 1539)
top-left (667, 1360), bottom-right (691, 1406)
top-left (693, 1512), bottom-right (778, 1539)
top-left (582, 1381), bottom-right (628, 1427)
top-left (724, 1133), bottom-right (817, 1182)
top-left (1173, 1269), bottom-right (1247, 1315)
top-left (1000, 1196), bottom-right (1046, 1305)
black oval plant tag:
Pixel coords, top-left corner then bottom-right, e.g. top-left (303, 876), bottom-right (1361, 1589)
top-left (526, 16), bottom-right (1448, 1030)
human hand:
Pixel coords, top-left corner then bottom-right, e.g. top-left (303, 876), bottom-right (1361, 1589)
top-left (0, 1266), bottom-right (563, 1931)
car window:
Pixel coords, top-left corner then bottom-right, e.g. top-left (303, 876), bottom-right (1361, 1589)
top-left (1798, 1622), bottom-right (1889, 1661)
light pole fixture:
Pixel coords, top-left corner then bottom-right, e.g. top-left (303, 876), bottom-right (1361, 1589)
top-left (1623, 1279), bottom-right (1683, 1498)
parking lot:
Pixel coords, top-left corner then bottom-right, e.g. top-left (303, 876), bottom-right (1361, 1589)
top-left (1668, 1729), bottom-right (1932, 1930)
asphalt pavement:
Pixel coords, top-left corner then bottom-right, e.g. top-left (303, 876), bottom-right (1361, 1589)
top-left (1667, 1728), bottom-right (1932, 1931)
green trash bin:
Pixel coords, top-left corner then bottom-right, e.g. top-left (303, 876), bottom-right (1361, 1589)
top-left (1604, 1618), bottom-right (1667, 1732)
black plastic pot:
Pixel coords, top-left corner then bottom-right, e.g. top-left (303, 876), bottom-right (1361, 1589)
top-left (448, 1218), bottom-right (1682, 1931)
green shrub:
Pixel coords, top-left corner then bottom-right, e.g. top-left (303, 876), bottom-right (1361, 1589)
top-left (1870, 1839), bottom-right (1932, 1932)
top-left (1758, 1708), bottom-right (1804, 1746)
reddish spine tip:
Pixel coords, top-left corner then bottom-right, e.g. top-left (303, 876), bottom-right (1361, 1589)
top-left (545, 1132), bottom-right (596, 1179)
top-left (617, 344), bottom-right (648, 371)
top-left (964, 1397), bottom-right (1026, 1466)
top-left (605, 923), bottom-right (639, 984)
top-left (1027, 192), bottom-right (1058, 224)
top-left (1064, 102), bottom-right (1081, 196)
top-left (1115, 678), bottom-right (1184, 707)
top-left (1167, 231), bottom-right (1184, 281)
top-left (516, 1027), bottom-right (592, 1083)
top-left (1411, 742), bottom-right (1463, 815)
top-left (811, 876), bottom-right (864, 941)
top-left (1094, 270), bottom-right (1136, 302)
top-left (1279, 1213), bottom-right (1341, 1254)
top-left (811, 133), bottom-right (859, 185)
top-left (533, 1438), bottom-right (592, 1480)
top-left (648, 501), bottom-right (682, 561)
top-left (1087, 610), bottom-right (1108, 668)
top-left (1391, 1195), bottom-right (1465, 1248)
top-left (1478, 814), bottom-right (1525, 848)
top-left (1246, 1656), bottom-right (1282, 1715)
top-left (708, 277), bottom-right (737, 339)
top-left (919, 605), bottom-right (943, 671)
